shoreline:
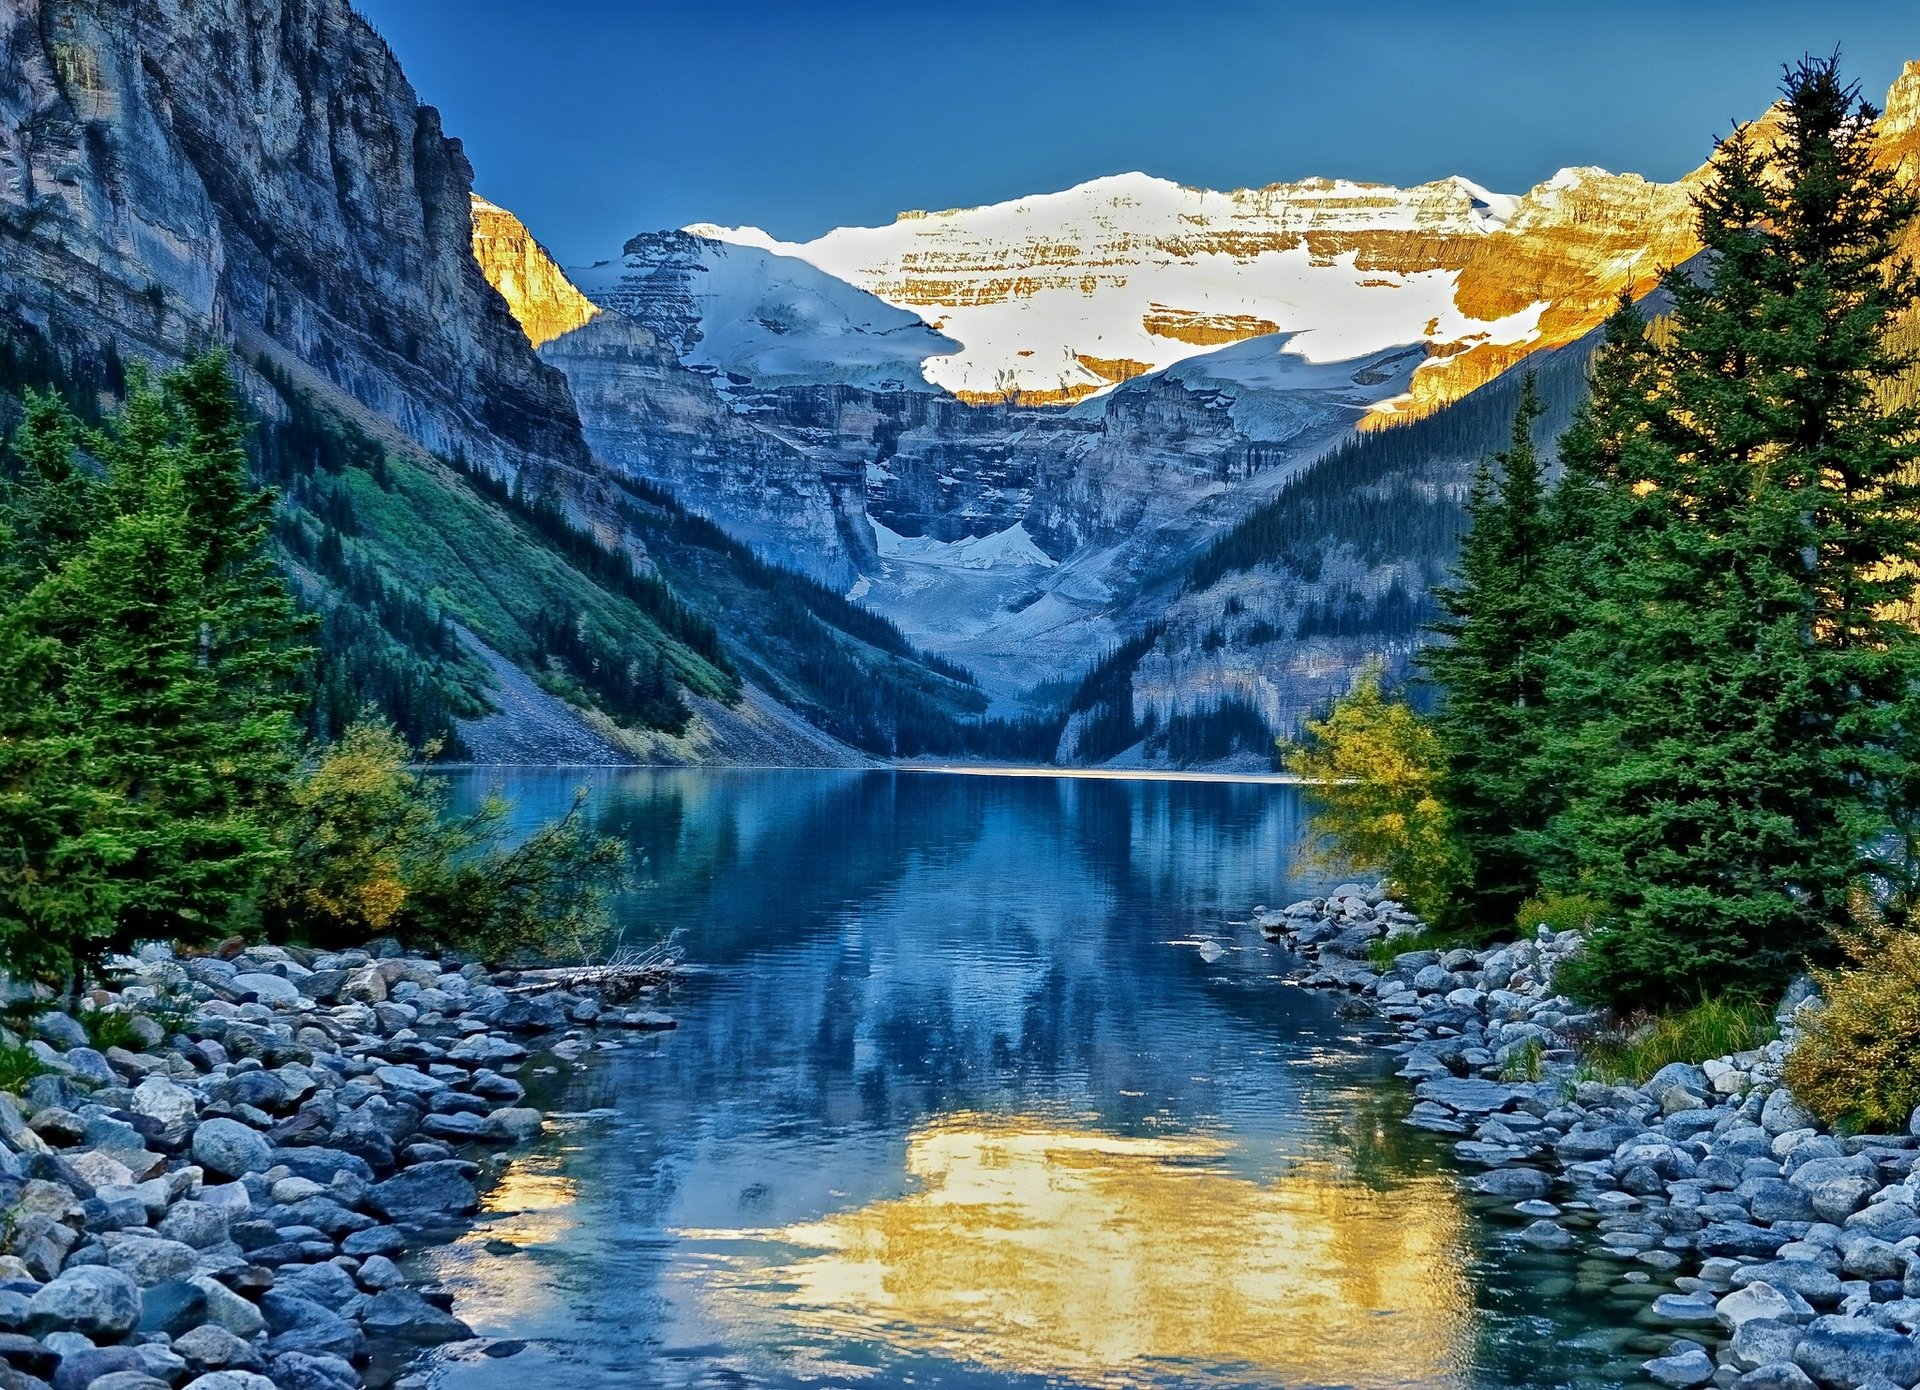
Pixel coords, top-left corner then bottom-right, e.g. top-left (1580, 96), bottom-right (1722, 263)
top-left (0, 942), bottom-right (678, 1390)
top-left (1263, 890), bottom-right (1920, 1390)
top-left (426, 761), bottom-right (1306, 786)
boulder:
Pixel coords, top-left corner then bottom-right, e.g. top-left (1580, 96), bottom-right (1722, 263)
top-left (370, 1161), bottom-right (478, 1224)
top-left (190, 1120), bottom-right (270, 1180)
top-left (1737, 1366), bottom-right (1819, 1390)
top-left (1732, 1319), bottom-right (1807, 1372)
top-left (358, 1287), bottom-right (472, 1343)
top-left (105, 1237), bottom-right (197, 1286)
top-left (1718, 1282), bottom-right (1815, 1329)
top-left (28, 1265), bottom-right (141, 1338)
top-left (1644, 1347), bottom-right (1716, 1388)
top-left (1764, 1090), bottom-right (1820, 1136)
top-left (49, 1345), bottom-right (147, 1390)
top-left (1793, 1315), bottom-right (1920, 1389)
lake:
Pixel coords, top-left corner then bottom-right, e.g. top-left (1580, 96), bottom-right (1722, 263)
top-left (413, 767), bottom-right (1649, 1390)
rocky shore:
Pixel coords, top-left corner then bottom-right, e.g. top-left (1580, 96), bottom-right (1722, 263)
top-left (1259, 888), bottom-right (1920, 1390)
top-left (0, 941), bottom-right (677, 1390)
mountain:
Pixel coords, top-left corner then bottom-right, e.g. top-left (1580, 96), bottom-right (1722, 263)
top-left (475, 61), bottom-right (1920, 766)
top-left (480, 164), bottom-right (1701, 718)
top-left (0, 0), bottom-right (996, 765)
top-left (689, 166), bottom-right (1701, 418)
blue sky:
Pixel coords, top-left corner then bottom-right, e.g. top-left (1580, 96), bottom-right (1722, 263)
top-left (352, 0), bottom-right (1920, 265)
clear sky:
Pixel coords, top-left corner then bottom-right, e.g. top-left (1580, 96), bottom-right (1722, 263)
top-left (351, 0), bottom-right (1920, 266)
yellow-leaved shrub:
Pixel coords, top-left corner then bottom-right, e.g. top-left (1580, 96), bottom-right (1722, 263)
top-left (1783, 929), bottom-right (1920, 1132)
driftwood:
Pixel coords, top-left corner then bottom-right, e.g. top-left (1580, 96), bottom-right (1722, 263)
top-left (501, 961), bottom-right (678, 1003)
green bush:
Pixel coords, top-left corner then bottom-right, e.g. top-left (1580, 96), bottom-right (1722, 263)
top-left (0, 1043), bottom-right (44, 1092)
top-left (1582, 997), bottom-right (1776, 1084)
top-left (1784, 930), bottom-right (1920, 1131)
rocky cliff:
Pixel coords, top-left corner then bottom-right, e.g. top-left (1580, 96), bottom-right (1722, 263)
top-left (0, 0), bottom-right (588, 482)
top-left (469, 195), bottom-right (599, 350)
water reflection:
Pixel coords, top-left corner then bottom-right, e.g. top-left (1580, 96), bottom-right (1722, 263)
top-left (419, 770), bottom-right (1617, 1390)
top-left (691, 1114), bottom-right (1474, 1388)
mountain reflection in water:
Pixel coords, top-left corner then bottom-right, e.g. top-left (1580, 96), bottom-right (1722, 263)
top-left (415, 768), bottom-right (1627, 1390)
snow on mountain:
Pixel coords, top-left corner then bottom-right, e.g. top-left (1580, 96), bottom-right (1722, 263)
top-left (571, 230), bottom-right (960, 393)
top-left (686, 168), bottom-right (1665, 412)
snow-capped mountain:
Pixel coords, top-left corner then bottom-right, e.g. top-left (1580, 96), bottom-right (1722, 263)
top-left (687, 166), bottom-right (1700, 418)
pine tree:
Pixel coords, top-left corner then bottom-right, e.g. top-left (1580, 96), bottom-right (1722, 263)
top-left (1551, 56), bottom-right (1920, 1008)
top-left (1421, 374), bottom-right (1551, 930)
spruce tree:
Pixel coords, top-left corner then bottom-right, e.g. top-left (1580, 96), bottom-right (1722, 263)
top-left (1421, 374), bottom-right (1551, 930)
top-left (1551, 56), bottom-right (1920, 1008)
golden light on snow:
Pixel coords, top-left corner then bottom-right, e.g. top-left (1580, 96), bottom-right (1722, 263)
top-left (688, 1113), bottom-right (1477, 1385)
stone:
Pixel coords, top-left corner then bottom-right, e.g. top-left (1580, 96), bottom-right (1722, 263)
top-left (487, 1108), bottom-right (544, 1144)
top-left (1836, 1233), bottom-right (1905, 1281)
top-left (156, 1202), bottom-right (228, 1250)
top-left (190, 1120), bottom-right (270, 1180)
top-left (1469, 1167), bottom-right (1552, 1199)
top-left (1742, 1179), bottom-right (1820, 1225)
top-left (369, 1161), bottom-right (477, 1224)
top-left (355, 1255), bottom-right (402, 1290)
top-left (84, 1374), bottom-right (171, 1390)
top-left (1413, 1078), bottom-right (1516, 1114)
top-left (28, 1265), bottom-right (141, 1338)
top-left (1718, 1282), bottom-right (1815, 1329)
top-left (105, 1237), bottom-right (197, 1286)
top-left (266, 1318), bottom-right (366, 1362)
top-left (1516, 1219), bottom-right (1572, 1250)
top-left (34, 1013), bottom-right (89, 1051)
top-left (230, 974), bottom-right (302, 1007)
top-left (358, 1287), bottom-right (472, 1343)
top-left (1702, 1223), bottom-right (1791, 1259)
top-left (1653, 1292), bottom-right (1724, 1326)
top-left (373, 1065), bottom-right (445, 1097)
top-left (1792, 1315), bottom-right (1920, 1390)
top-left (1645, 1347), bottom-right (1717, 1388)
top-left (1736, 1262), bottom-right (1845, 1307)
top-left (49, 1345), bottom-right (147, 1390)
top-left (1764, 1091), bottom-right (1820, 1137)
top-left (130, 1078), bottom-right (198, 1131)
top-left (187, 1276), bottom-right (265, 1340)
top-left (1789, 1157), bottom-right (1879, 1224)
top-left (179, 1374), bottom-right (280, 1390)
top-left (135, 1279), bottom-right (207, 1336)
top-left (1737, 1366), bottom-right (1819, 1390)
top-left (1732, 1320), bottom-right (1807, 1372)
top-left (173, 1323), bottom-right (260, 1370)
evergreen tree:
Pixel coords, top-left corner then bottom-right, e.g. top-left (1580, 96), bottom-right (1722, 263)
top-left (1421, 374), bottom-right (1551, 929)
top-left (1551, 56), bottom-right (1920, 1008)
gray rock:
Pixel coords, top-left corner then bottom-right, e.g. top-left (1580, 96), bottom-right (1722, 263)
top-left (1743, 1178), bottom-right (1820, 1224)
top-left (355, 1254), bottom-right (402, 1290)
top-left (1653, 1292), bottom-right (1723, 1326)
top-left (1702, 1223), bottom-right (1792, 1259)
top-left (369, 1161), bottom-right (477, 1224)
top-left (1789, 1158), bottom-right (1880, 1224)
top-left (1516, 1219), bottom-right (1572, 1250)
top-left (487, 1108), bottom-right (544, 1144)
top-left (1837, 1232), bottom-right (1906, 1281)
top-left (230, 974), bottom-right (302, 1006)
top-left (358, 1287), bottom-right (472, 1343)
top-left (129, 1078), bottom-right (198, 1131)
top-left (1737, 1262), bottom-right (1845, 1306)
top-left (1764, 1090), bottom-right (1820, 1136)
top-left (1732, 1320), bottom-right (1807, 1372)
top-left (1719, 1282), bottom-right (1815, 1329)
top-left (1413, 1077), bottom-right (1517, 1114)
top-left (1737, 1365), bottom-right (1819, 1390)
top-left (1469, 1167), bottom-right (1552, 1199)
top-left (156, 1202), bottom-right (229, 1251)
top-left (34, 1013), bottom-right (90, 1051)
top-left (187, 1276), bottom-right (265, 1340)
top-left (49, 1345), bottom-right (146, 1390)
top-left (1645, 1347), bottom-right (1717, 1388)
top-left (105, 1237), bottom-right (196, 1286)
top-left (173, 1322), bottom-right (260, 1370)
top-left (190, 1120), bottom-right (270, 1180)
top-left (135, 1279), bottom-right (207, 1336)
top-left (85, 1374), bottom-right (172, 1390)
top-left (180, 1374), bottom-right (280, 1390)
top-left (1793, 1315), bottom-right (1920, 1389)
top-left (65, 1047), bottom-right (116, 1087)
top-left (28, 1265), bottom-right (141, 1338)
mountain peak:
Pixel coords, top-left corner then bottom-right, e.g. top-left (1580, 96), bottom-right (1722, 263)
top-left (1884, 60), bottom-right (1920, 138)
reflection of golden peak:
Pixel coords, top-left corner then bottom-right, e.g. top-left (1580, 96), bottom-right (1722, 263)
top-left (694, 1114), bottom-right (1474, 1385)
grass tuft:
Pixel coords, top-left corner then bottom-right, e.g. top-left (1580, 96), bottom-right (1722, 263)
top-left (1582, 996), bottom-right (1775, 1084)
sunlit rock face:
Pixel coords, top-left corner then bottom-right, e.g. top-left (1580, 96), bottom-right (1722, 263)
top-left (691, 167), bottom-right (1699, 417)
top-left (470, 195), bottom-right (599, 349)
top-left (694, 1115), bottom-right (1475, 1385)
top-left (0, 0), bottom-right (590, 482)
